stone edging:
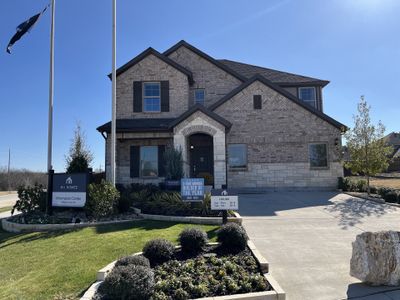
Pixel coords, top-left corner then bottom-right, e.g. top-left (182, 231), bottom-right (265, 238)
top-left (134, 207), bottom-right (243, 225)
top-left (1, 217), bottom-right (140, 233)
top-left (344, 192), bottom-right (400, 208)
top-left (81, 241), bottom-right (285, 300)
top-left (2, 210), bottom-right (242, 233)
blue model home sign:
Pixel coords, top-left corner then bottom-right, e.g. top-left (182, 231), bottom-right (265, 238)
top-left (181, 178), bottom-right (204, 201)
top-left (52, 173), bottom-right (87, 207)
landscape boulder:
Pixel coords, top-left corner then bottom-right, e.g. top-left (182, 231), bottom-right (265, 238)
top-left (350, 231), bottom-right (400, 286)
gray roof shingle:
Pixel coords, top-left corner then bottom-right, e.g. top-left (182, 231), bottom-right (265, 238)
top-left (218, 59), bottom-right (329, 86)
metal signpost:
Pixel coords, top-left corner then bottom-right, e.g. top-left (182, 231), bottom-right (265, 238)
top-left (52, 173), bottom-right (88, 207)
top-left (181, 178), bottom-right (204, 201)
top-left (211, 189), bottom-right (239, 224)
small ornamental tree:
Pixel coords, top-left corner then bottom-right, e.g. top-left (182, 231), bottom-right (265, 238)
top-left (65, 123), bottom-right (93, 173)
top-left (163, 145), bottom-right (184, 180)
top-left (345, 96), bottom-right (392, 194)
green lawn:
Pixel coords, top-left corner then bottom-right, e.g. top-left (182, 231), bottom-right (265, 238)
top-left (0, 206), bottom-right (12, 213)
top-left (0, 220), bottom-right (218, 300)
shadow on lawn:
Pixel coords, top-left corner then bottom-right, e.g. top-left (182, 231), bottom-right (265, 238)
top-left (0, 228), bottom-right (82, 249)
top-left (95, 220), bottom-right (179, 234)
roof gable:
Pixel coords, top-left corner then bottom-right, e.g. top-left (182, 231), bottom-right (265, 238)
top-left (169, 104), bottom-right (232, 130)
top-left (210, 74), bottom-right (346, 131)
top-left (108, 47), bottom-right (193, 83)
top-left (163, 40), bottom-right (247, 82)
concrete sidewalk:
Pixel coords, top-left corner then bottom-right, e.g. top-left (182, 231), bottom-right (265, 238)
top-left (0, 193), bottom-right (18, 209)
top-left (239, 192), bottom-right (400, 300)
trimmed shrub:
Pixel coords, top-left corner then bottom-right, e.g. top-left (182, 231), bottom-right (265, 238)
top-left (383, 191), bottom-right (399, 203)
top-left (179, 227), bottom-right (208, 254)
top-left (143, 239), bottom-right (175, 265)
top-left (117, 193), bottom-right (133, 213)
top-left (217, 223), bottom-right (248, 252)
top-left (86, 180), bottom-right (120, 218)
top-left (378, 187), bottom-right (392, 198)
top-left (355, 179), bottom-right (368, 193)
top-left (12, 184), bottom-right (46, 215)
top-left (369, 186), bottom-right (378, 194)
top-left (115, 255), bottom-right (150, 268)
top-left (97, 264), bottom-right (154, 300)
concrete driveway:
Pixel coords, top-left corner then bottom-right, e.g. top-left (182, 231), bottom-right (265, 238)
top-left (239, 192), bottom-right (400, 300)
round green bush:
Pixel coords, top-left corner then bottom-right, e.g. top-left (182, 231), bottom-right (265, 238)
top-left (97, 264), bottom-right (154, 300)
top-left (143, 238), bottom-right (175, 265)
top-left (115, 255), bottom-right (150, 268)
top-left (179, 227), bottom-right (208, 254)
top-left (383, 191), bottom-right (399, 203)
top-left (369, 186), bottom-right (378, 194)
top-left (217, 223), bottom-right (248, 252)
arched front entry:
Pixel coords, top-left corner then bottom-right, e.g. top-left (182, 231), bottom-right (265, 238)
top-left (188, 133), bottom-right (214, 186)
top-left (172, 110), bottom-right (227, 189)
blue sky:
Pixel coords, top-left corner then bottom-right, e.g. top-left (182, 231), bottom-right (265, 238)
top-left (0, 0), bottom-right (399, 172)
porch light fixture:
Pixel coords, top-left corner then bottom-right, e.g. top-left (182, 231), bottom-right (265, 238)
top-left (190, 145), bottom-right (194, 149)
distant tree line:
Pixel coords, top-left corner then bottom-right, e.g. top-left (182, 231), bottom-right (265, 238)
top-left (0, 167), bottom-right (47, 191)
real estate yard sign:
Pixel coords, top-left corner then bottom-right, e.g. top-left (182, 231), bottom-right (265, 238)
top-left (181, 178), bottom-right (204, 201)
top-left (211, 189), bottom-right (239, 210)
top-left (52, 173), bottom-right (87, 207)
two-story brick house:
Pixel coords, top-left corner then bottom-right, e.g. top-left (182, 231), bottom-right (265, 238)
top-left (97, 40), bottom-right (346, 190)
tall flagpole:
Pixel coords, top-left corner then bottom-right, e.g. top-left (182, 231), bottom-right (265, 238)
top-left (111, 0), bottom-right (117, 186)
top-left (47, 0), bottom-right (55, 213)
top-left (48, 0), bottom-right (55, 172)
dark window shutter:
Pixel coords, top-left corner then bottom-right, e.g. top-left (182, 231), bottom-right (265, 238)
top-left (158, 145), bottom-right (166, 177)
top-left (133, 81), bottom-right (142, 112)
top-left (130, 146), bottom-right (140, 178)
top-left (160, 81), bottom-right (169, 112)
top-left (253, 95), bottom-right (262, 109)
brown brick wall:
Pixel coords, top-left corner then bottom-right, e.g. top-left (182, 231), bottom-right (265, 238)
top-left (166, 46), bottom-right (242, 107)
top-left (116, 54), bottom-right (189, 119)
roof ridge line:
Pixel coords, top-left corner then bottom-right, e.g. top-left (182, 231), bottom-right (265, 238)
top-left (218, 58), bottom-right (329, 84)
top-left (163, 40), bottom-right (247, 82)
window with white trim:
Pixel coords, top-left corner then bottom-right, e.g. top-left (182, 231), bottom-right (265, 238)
top-left (228, 144), bottom-right (247, 168)
top-left (143, 82), bottom-right (161, 112)
top-left (299, 87), bottom-right (317, 108)
top-left (140, 146), bottom-right (158, 177)
top-left (194, 89), bottom-right (205, 105)
top-left (309, 143), bottom-right (328, 168)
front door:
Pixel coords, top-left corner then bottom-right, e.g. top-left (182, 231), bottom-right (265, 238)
top-left (189, 133), bottom-right (214, 186)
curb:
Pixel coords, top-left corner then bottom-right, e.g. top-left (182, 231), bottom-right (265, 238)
top-left (1, 217), bottom-right (141, 233)
top-left (135, 208), bottom-right (243, 225)
top-left (344, 192), bottom-right (400, 208)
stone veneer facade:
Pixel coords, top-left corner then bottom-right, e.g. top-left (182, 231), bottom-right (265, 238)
top-left (102, 41), bottom-right (344, 190)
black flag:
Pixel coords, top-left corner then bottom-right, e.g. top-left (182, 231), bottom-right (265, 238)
top-left (6, 6), bottom-right (48, 54)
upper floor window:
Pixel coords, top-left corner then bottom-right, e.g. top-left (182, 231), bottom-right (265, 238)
top-left (253, 95), bottom-right (262, 109)
top-left (143, 82), bottom-right (161, 112)
top-left (298, 87), bottom-right (316, 108)
top-left (194, 89), bottom-right (205, 105)
top-left (309, 143), bottom-right (328, 168)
